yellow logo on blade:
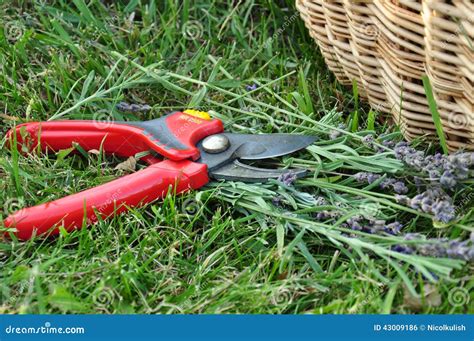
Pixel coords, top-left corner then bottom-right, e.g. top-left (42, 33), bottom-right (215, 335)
top-left (183, 109), bottom-right (211, 121)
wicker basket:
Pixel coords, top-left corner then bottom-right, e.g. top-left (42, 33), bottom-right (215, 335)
top-left (296, 0), bottom-right (473, 151)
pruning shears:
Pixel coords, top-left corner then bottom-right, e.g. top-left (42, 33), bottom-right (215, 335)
top-left (3, 110), bottom-right (315, 240)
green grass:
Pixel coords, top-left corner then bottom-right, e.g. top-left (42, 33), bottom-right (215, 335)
top-left (1, 0), bottom-right (473, 314)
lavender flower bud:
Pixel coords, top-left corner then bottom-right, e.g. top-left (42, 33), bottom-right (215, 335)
top-left (362, 135), bottom-right (375, 148)
top-left (116, 101), bottom-right (152, 113)
top-left (366, 173), bottom-right (380, 184)
top-left (314, 196), bottom-right (327, 206)
top-left (395, 195), bottom-right (410, 205)
top-left (440, 171), bottom-right (457, 189)
top-left (272, 196), bottom-right (283, 207)
top-left (354, 172), bottom-right (368, 182)
top-left (277, 172), bottom-right (297, 186)
top-left (246, 84), bottom-right (257, 91)
top-left (392, 244), bottom-right (413, 254)
top-left (431, 200), bottom-right (455, 223)
top-left (385, 222), bottom-right (403, 234)
top-left (392, 181), bottom-right (408, 194)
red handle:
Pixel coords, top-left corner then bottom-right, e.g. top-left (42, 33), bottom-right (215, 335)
top-left (6, 121), bottom-right (158, 160)
top-left (3, 160), bottom-right (209, 240)
top-left (6, 112), bottom-right (224, 161)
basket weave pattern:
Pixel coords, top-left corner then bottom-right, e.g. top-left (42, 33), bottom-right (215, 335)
top-left (296, 0), bottom-right (473, 150)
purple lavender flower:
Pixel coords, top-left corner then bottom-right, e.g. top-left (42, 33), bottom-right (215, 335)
top-left (277, 172), bottom-right (297, 186)
top-left (272, 196), bottom-right (283, 207)
top-left (385, 222), bottom-right (403, 234)
top-left (314, 196), bottom-right (327, 206)
top-left (440, 171), bottom-right (457, 189)
top-left (246, 84), bottom-right (257, 91)
top-left (394, 142), bottom-right (474, 191)
top-left (116, 101), bottom-right (151, 113)
top-left (392, 231), bottom-right (474, 261)
top-left (346, 217), bottom-right (363, 231)
top-left (367, 173), bottom-right (380, 184)
top-left (382, 139), bottom-right (396, 148)
top-left (391, 244), bottom-right (414, 254)
top-left (116, 101), bottom-right (130, 111)
top-left (397, 188), bottom-right (456, 223)
top-left (354, 172), bottom-right (407, 194)
top-left (445, 240), bottom-right (471, 260)
top-left (421, 196), bottom-right (434, 212)
top-left (315, 210), bottom-right (340, 220)
top-left (395, 195), bottom-right (410, 205)
top-left (379, 178), bottom-right (396, 189)
top-left (354, 172), bottom-right (368, 182)
top-left (392, 181), bottom-right (408, 194)
top-left (413, 176), bottom-right (423, 188)
top-left (431, 200), bottom-right (455, 223)
top-left (362, 135), bottom-right (375, 148)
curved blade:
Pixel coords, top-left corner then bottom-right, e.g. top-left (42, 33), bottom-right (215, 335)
top-left (198, 133), bottom-right (316, 171)
top-left (211, 160), bottom-right (308, 182)
top-left (232, 133), bottom-right (317, 160)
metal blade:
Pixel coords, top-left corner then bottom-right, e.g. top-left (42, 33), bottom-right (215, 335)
top-left (232, 134), bottom-right (317, 160)
top-left (198, 133), bottom-right (316, 171)
top-left (210, 160), bottom-right (308, 182)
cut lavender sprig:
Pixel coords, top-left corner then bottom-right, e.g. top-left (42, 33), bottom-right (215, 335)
top-left (353, 172), bottom-right (408, 194)
top-left (393, 142), bottom-right (474, 190)
top-left (393, 233), bottom-right (474, 262)
top-left (395, 188), bottom-right (456, 223)
top-left (314, 209), bottom-right (404, 236)
top-left (116, 101), bottom-right (152, 113)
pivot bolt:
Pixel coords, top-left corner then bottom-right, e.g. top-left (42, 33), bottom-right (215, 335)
top-left (202, 134), bottom-right (230, 154)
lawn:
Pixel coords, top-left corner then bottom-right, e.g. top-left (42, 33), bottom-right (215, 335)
top-left (0, 0), bottom-right (473, 314)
